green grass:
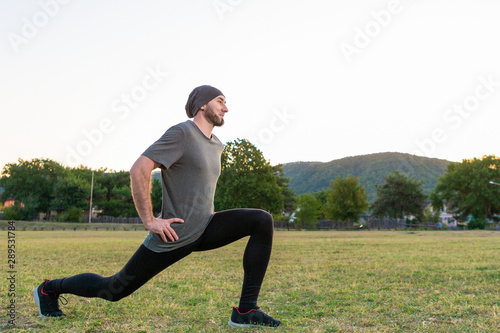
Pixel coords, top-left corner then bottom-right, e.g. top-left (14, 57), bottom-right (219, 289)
top-left (2, 229), bottom-right (500, 332)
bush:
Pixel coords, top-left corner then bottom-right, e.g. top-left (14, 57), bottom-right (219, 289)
top-left (421, 207), bottom-right (441, 223)
top-left (3, 205), bottom-right (24, 220)
top-left (440, 223), bottom-right (450, 230)
top-left (468, 217), bottom-right (487, 230)
top-left (56, 206), bottom-right (83, 223)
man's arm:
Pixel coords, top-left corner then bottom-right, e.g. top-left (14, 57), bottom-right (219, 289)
top-left (130, 155), bottom-right (183, 242)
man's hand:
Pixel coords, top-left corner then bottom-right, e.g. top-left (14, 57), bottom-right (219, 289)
top-left (145, 217), bottom-right (184, 243)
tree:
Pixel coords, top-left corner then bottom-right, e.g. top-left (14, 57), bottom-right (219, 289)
top-left (325, 175), bottom-right (369, 222)
top-left (51, 170), bottom-right (90, 212)
top-left (371, 171), bottom-right (427, 219)
top-left (0, 159), bottom-right (141, 220)
top-left (273, 164), bottom-right (296, 213)
top-left (151, 177), bottom-right (162, 216)
top-left (296, 193), bottom-right (321, 229)
top-left (59, 166), bottom-right (137, 218)
top-left (69, 166), bottom-right (106, 216)
top-left (430, 155), bottom-right (500, 223)
top-left (98, 185), bottom-right (137, 217)
top-left (313, 190), bottom-right (328, 220)
top-left (88, 170), bottom-right (136, 217)
top-left (215, 139), bottom-right (284, 213)
top-left (0, 158), bottom-right (65, 217)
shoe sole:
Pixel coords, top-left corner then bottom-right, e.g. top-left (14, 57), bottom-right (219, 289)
top-left (33, 287), bottom-right (64, 319)
top-left (228, 319), bottom-right (278, 329)
top-left (33, 287), bottom-right (49, 319)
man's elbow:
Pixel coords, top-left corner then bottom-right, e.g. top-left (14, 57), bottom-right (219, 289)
top-left (130, 157), bottom-right (146, 179)
top-left (130, 155), bottom-right (157, 179)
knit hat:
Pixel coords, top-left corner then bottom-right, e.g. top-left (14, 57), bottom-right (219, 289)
top-left (185, 85), bottom-right (224, 118)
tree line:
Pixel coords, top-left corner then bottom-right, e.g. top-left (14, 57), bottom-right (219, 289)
top-left (1, 140), bottom-right (499, 229)
top-left (0, 159), bottom-right (146, 222)
top-left (0, 139), bottom-right (293, 223)
top-left (295, 155), bottom-right (500, 229)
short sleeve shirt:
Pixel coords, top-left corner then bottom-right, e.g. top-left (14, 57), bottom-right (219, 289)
top-left (141, 120), bottom-right (223, 252)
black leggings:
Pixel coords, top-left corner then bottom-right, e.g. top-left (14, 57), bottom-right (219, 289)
top-left (48, 209), bottom-right (273, 307)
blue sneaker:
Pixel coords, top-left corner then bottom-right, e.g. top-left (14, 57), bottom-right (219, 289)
top-left (33, 280), bottom-right (66, 318)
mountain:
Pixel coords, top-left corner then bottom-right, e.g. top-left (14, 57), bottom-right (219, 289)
top-left (281, 152), bottom-right (450, 202)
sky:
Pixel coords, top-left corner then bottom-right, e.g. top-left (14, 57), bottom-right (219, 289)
top-left (1, 0), bottom-right (499, 172)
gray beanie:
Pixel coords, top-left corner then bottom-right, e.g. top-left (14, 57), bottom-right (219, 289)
top-left (185, 85), bottom-right (224, 118)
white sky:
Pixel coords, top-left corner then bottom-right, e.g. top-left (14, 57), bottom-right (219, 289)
top-left (1, 0), bottom-right (499, 172)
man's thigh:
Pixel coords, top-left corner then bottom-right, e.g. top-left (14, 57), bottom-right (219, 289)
top-left (194, 208), bottom-right (267, 251)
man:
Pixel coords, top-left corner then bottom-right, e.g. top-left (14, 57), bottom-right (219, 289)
top-left (33, 85), bottom-right (281, 328)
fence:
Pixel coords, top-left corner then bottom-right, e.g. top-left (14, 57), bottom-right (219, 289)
top-left (274, 218), bottom-right (442, 230)
top-left (84, 215), bottom-right (142, 224)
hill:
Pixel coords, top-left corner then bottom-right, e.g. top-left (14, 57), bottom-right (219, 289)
top-left (281, 152), bottom-right (450, 202)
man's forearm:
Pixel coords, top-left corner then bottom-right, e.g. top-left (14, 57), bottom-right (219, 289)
top-left (129, 156), bottom-right (183, 242)
top-left (130, 158), bottom-right (156, 227)
top-left (131, 175), bottom-right (154, 225)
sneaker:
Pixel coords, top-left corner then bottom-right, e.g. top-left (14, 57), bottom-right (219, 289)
top-left (228, 307), bottom-right (281, 328)
top-left (33, 280), bottom-right (66, 318)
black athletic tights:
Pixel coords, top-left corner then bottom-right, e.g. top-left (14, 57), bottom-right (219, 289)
top-left (46, 209), bottom-right (273, 309)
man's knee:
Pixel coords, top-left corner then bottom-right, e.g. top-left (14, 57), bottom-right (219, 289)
top-left (97, 273), bottom-right (136, 302)
top-left (254, 209), bottom-right (274, 231)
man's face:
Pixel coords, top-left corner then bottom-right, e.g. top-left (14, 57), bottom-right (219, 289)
top-left (203, 95), bottom-right (228, 127)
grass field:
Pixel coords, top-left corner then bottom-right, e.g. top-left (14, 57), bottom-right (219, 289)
top-left (2, 227), bottom-right (500, 332)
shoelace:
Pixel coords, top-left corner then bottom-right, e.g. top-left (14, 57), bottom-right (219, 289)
top-left (59, 295), bottom-right (68, 306)
top-left (252, 310), bottom-right (280, 326)
top-left (44, 294), bottom-right (67, 315)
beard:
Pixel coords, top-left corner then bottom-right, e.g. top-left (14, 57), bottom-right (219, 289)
top-left (204, 105), bottom-right (224, 127)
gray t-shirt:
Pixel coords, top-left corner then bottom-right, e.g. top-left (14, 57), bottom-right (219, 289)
top-left (141, 120), bottom-right (223, 252)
